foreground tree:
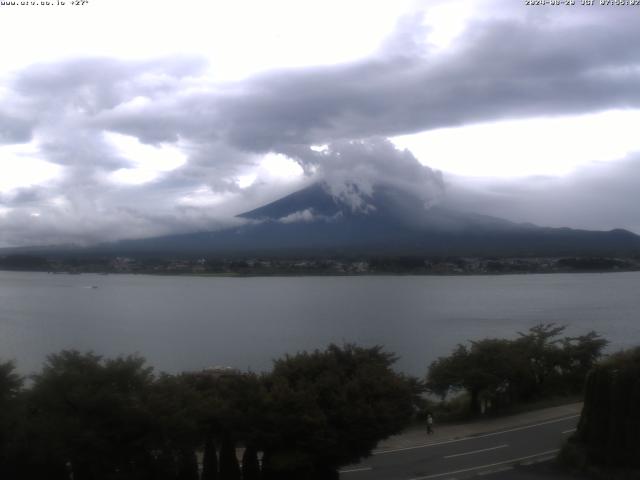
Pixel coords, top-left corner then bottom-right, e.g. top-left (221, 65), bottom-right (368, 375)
top-left (427, 340), bottom-right (521, 414)
top-left (2, 344), bottom-right (419, 479)
top-left (241, 446), bottom-right (261, 480)
top-left (26, 351), bottom-right (155, 480)
top-left (0, 361), bottom-right (23, 479)
top-left (219, 435), bottom-right (241, 480)
top-left (146, 373), bottom-right (204, 480)
top-left (261, 344), bottom-right (418, 479)
top-left (427, 324), bottom-right (607, 415)
top-left (201, 437), bottom-right (219, 480)
top-left (562, 347), bottom-right (640, 476)
top-left (183, 368), bottom-right (266, 480)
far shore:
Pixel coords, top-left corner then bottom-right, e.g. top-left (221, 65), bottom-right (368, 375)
top-left (1, 267), bottom-right (639, 279)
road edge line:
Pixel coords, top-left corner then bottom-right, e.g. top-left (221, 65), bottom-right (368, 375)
top-left (408, 449), bottom-right (560, 480)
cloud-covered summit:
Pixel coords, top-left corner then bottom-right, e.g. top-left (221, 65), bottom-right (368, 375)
top-left (287, 138), bottom-right (444, 213)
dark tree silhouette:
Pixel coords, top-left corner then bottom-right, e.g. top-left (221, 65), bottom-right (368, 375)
top-left (1, 344), bottom-right (420, 480)
top-left (564, 347), bottom-right (640, 473)
top-left (241, 445), bottom-right (261, 480)
top-left (26, 351), bottom-right (155, 480)
top-left (177, 448), bottom-right (199, 480)
top-left (261, 344), bottom-right (416, 478)
top-left (219, 435), bottom-right (241, 480)
top-left (427, 324), bottom-right (607, 415)
top-left (0, 361), bottom-right (23, 479)
top-left (201, 437), bottom-right (219, 480)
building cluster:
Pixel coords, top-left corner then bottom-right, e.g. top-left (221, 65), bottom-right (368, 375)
top-left (24, 255), bottom-right (640, 275)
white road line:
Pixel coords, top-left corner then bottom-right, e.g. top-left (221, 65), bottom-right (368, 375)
top-left (443, 444), bottom-right (508, 459)
top-left (339, 466), bottom-right (373, 474)
top-left (374, 415), bottom-right (579, 455)
top-left (478, 466), bottom-right (513, 475)
top-left (562, 428), bottom-right (577, 434)
top-left (408, 449), bottom-right (560, 480)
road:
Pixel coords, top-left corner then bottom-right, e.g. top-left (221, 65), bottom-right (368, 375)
top-left (340, 415), bottom-right (579, 480)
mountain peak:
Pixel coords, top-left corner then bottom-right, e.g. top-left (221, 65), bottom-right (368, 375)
top-left (239, 183), bottom-right (341, 221)
top-left (239, 182), bottom-right (522, 234)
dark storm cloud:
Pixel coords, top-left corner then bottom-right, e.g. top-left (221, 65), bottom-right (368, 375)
top-left (7, 8), bottom-right (640, 158)
top-left (98, 11), bottom-right (640, 153)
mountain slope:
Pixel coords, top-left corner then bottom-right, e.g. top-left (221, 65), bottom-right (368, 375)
top-left (88, 183), bottom-right (640, 257)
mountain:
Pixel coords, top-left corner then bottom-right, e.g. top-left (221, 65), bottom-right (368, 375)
top-left (76, 182), bottom-right (640, 258)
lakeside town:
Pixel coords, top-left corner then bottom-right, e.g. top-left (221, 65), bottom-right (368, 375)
top-left (1, 254), bottom-right (639, 276)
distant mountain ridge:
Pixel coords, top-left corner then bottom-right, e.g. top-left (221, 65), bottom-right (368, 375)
top-left (5, 183), bottom-right (640, 258)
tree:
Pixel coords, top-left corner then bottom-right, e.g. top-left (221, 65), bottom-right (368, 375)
top-left (568, 347), bottom-right (640, 471)
top-left (201, 437), bottom-right (219, 480)
top-left (261, 344), bottom-right (416, 479)
top-left (146, 373), bottom-right (204, 480)
top-left (427, 340), bottom-right (521, 414)
top-left (0, 360), bottom-right (21, 402)
top-left (515, 323), bottom-right (568, 397)
top-left (427, 325), bottom-right (607, 415)
top-left (176, 449), bottom-right (199, 480)
top-left (183, 369), bottom-right (266, 480)
top-left (27, 351), bottom-right (155, 480)
top-left (241, 445), bottom-right (261, 480)
top-left (559, 331), bottom-right (608, 391)
top-left (0, 361), bottom-right (24, 479)
top-left (219, 435), bottom-right (241, 480)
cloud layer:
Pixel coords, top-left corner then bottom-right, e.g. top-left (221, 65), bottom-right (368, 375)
top-left (1, 4), bottom-right (640, 246)
top-left (444, 154), bottom-right (640, 235)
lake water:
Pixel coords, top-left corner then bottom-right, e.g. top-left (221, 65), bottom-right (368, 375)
top-left (1, 271), bottom-right (639, 376)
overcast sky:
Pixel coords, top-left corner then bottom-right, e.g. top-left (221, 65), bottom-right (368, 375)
top-left (0, 0), bottom-right (639, 247)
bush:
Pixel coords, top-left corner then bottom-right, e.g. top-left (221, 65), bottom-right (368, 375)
top-left (561, 347), bottom-right (640, 479)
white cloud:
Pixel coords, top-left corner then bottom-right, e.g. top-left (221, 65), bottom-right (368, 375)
top-left (257, 153), bottom-right (305, 181)
top-left (235, 173), bottom-right (257, 189)
top-left (423, 0), bottom-right (476, 49)
top-left (105, 132), bottom-right (187, 185)
top-left (177, 187), bottom-right (232, 208)
top-left (0, 143), bottom-right (62, 192)
top-left (0, 0), bottom-right (415, 81)
top-left (279, 208), bottom-right (316, 224)
top-left (393, 110), bottom-right (640, 177)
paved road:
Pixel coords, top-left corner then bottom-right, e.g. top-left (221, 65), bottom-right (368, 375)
top-left (340, 415), bottom-right (579, 480)
top-left (479, 460), bottom-right (583, 480)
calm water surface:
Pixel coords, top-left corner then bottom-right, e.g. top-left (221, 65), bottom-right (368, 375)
top-left (1, 271), bottom-right (639, 376)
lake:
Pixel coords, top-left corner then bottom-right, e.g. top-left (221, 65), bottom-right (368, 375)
top-left (1, 271), bottom-right (638, 376)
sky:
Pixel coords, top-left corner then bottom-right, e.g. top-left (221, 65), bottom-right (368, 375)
top-left (0, 0), bottom-right (639, 247)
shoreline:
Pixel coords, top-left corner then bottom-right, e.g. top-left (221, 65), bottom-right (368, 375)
top-left (1, 267), bottom-right (639, 278)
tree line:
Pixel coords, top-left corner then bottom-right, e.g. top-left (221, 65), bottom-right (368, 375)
top-left (426, 324), bottom-right (608, 415)
top-left (0, 325), bottom-right (611, 480)
top-left (0, 345), bottom-right (420, 480)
